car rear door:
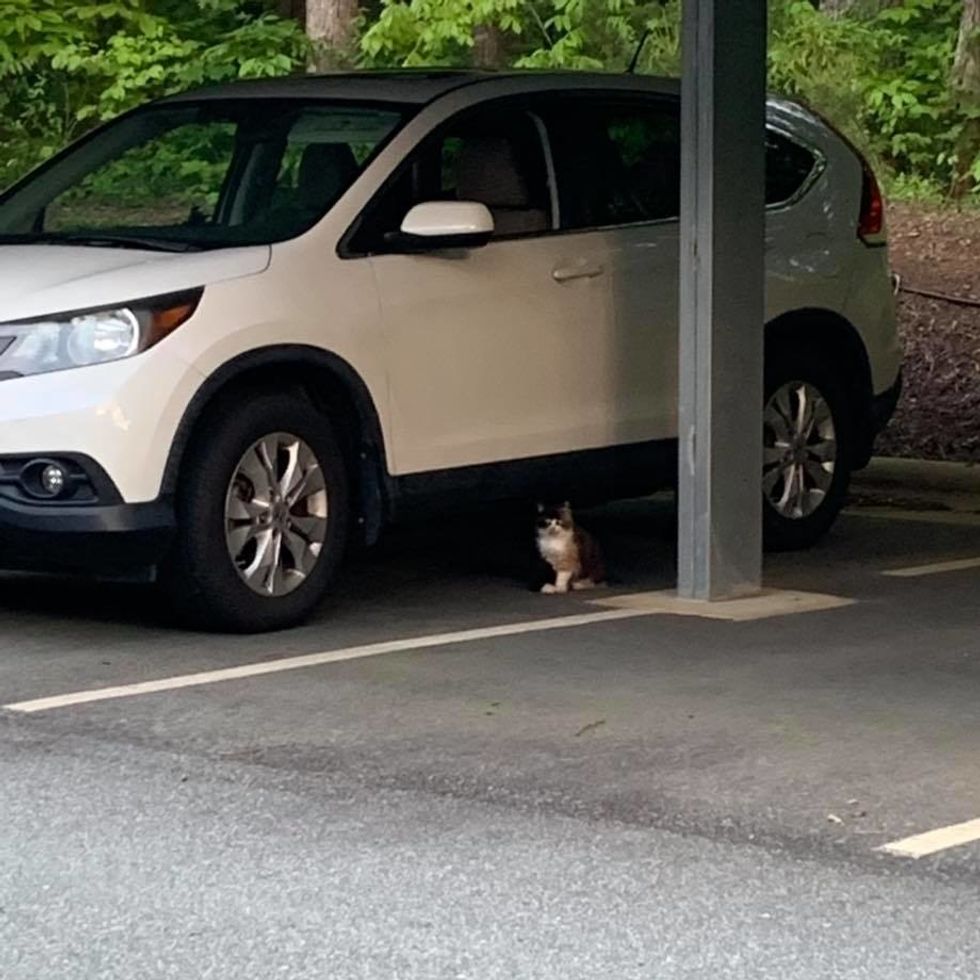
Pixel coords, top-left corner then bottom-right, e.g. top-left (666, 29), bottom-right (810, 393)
top-left (542, 95), bottom-right (683, 445)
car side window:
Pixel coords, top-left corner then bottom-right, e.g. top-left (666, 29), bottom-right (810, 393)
top-left (546, 98), bottom-right (820, 232)
top-left (765, 131), bottom-right (817, 206)
top-left (348, 106), bottom-right (552, 254)
top-left (547, 100), bottom-right (681, 231)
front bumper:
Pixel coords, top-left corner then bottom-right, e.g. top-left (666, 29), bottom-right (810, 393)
top-left (0, 495), bottom-right (175, 577)
top-left (0, 345), bottom-right (203, 505)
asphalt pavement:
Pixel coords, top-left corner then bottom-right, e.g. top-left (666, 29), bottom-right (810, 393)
top-left (3, 472), bottom-right (980, 978)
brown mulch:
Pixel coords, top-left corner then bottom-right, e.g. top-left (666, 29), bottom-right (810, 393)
top-left (874, 202), bottom-right (980, 463)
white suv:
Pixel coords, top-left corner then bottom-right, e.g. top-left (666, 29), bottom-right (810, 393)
top-left (0, 71), bottom-right (902, 631)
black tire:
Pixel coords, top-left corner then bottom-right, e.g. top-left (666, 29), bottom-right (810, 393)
top-left (161, 390), bottom-right (349, 632)
top-left (762, 348), bottom-right (853, 552)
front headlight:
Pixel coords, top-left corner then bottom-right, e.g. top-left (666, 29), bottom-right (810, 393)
top-left (0, 288), bottom-right (202, 380)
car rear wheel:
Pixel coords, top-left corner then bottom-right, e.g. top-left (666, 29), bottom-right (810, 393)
top-left (762, 352), bottom-right (852, 552)
top-left (162, 391), bottom-right (348, 632)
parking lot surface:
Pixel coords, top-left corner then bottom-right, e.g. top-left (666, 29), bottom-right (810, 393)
top-left (3, 473), bottom-right (980, 978)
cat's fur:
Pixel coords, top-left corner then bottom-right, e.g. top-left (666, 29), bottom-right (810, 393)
top-left (535, 502), bottom-right (605, 594)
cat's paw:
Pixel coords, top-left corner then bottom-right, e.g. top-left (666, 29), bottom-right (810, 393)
top-left (571, 578), bottom-right (596, 591)
top-left (540, 583), bottom-right (559, 594)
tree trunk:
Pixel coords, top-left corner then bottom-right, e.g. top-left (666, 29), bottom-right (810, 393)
top-left (953, 0), bottom-right (980, 104)
top-left (952, 0), bottom-right (980, 198)
top-left (277, 0), bottom-right (305, 23)
top-left (818, 0), bottom-right (858, 16)
top-left (472, 25), bottom-right (503, 68)
top-left (816, 0), bottom-right (897, 16)
top-left (306, 0), bottom-right (360, 71)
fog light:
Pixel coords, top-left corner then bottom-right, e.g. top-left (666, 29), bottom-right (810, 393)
top-left (41, 463), bottom-right (67, 496)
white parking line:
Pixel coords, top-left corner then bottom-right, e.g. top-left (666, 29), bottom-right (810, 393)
top-left (2, 608), bottom-right (652, 714)
top-left (846, 507), bottom-right (980, 527)
top-left (882, 557), bottom-right (980, 578)
top-left (2, 587), bottom-right (855, 715)
top-left (878, 818), bottom-right (980, 859)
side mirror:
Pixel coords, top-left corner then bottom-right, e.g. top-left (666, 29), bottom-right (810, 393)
top-left (388, 201), bottom-right (494, 252)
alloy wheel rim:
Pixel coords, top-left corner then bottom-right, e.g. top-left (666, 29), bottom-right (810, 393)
top-left (763, 381), bottom-right (837, 520)
top-left (224, 432), bottom-right (328, 597)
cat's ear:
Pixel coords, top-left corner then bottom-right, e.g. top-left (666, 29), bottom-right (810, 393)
top-left (536, 502), bottom-right (545, 514)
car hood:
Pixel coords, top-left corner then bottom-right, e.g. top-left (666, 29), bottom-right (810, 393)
top-left (0, 244), bottom-right (271, 322)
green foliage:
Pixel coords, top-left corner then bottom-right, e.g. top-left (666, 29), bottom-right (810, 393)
top-left (359, 0), bottom-right (672, 71)
top-left (860, 0), bottom-right (965, 192)
top-left (514, 0), bottom-right (642, 71)
top-left (358, 0), bottom-right (978, 200)
top-left (1, 0), bottom-right (977, 201)
top-left (0, 0), bottom-right (309, 189)
top-left (360, 0), bottom-right (526, 67)
top-left (768, 1), bottom-right (871, 141)
top-left (886, 169), bottom-right (953, 203)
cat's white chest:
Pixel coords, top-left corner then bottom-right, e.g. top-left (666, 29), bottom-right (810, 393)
top-left (538, 531), bottom-right (573, 565)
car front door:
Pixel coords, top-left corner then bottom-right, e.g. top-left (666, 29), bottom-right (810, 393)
top-left (356, 103), bottom-right (619, 477)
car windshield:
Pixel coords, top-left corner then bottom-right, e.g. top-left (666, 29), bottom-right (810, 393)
top-left (0, 99), bottom-right (408, 251)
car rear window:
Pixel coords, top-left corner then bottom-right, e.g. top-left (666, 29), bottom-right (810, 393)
top-left (547, 98), bottom-right (818, 230)
top-left (765, 131), bottom-right (817, 206)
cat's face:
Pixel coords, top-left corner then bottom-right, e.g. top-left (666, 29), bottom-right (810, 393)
top-left (536, 502), bottom-right (573, 536)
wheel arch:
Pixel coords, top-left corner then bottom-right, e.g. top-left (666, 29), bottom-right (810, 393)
top-left (161, 346), bottom-right (392, 545)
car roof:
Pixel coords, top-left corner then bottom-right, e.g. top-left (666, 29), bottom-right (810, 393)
top-left (162, 70), bottom-right (681, 106)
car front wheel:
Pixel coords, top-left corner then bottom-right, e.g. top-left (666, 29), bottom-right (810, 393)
top-left (162, 391), bottom-right (349, 632)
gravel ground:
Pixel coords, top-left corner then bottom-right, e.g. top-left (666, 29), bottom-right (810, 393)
top-left (875, 202), bottom-right (980, 463)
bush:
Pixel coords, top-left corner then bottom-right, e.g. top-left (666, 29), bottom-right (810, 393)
top-left (358, 0), bottom-right (978, 201)
top-left (0, 0), bottom-right (976, 202)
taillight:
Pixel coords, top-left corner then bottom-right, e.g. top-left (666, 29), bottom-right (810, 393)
top-left (792, 100), bottom-right (887, 247)
top-left (858, 162), bottom-right (886, 246)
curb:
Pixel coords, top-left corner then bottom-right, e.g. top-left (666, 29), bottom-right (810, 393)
top-left (854, 457), bottom-right (980, 496)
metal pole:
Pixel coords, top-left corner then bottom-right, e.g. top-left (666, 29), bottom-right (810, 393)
top-left (677, 0), bottom-right (767, 600)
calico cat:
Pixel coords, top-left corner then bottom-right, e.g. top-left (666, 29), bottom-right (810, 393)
top-left (535, 502), bottom-right (605, 593)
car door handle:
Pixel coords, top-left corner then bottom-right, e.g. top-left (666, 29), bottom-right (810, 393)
top-left (552, 263), bottom-right (604, 283)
